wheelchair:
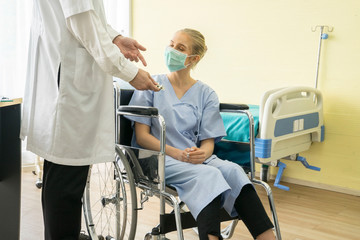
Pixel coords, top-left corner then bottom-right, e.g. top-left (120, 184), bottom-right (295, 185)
top-left (81, 84), bottom-right (282, 240)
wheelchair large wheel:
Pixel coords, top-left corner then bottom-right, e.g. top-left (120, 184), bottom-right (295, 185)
top-left (83, 146), bottom-right (138, 239)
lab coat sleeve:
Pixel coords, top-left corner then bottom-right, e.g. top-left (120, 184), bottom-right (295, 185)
top-left (106, 24), bottom-right (121, 41)
top-left (65, 10), bottom-right (138, 82)
top-left (60, 0), bottom-right (94, 18)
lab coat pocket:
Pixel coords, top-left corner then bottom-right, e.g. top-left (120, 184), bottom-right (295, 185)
top-left (74, 47), bottom-right (103, 93)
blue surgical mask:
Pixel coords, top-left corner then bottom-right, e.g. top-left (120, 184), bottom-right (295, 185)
top-left (164, 46), bottom-right (195, 72)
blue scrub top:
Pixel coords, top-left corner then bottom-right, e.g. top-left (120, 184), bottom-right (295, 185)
top-left (127, 74), bottom-right (226, 151)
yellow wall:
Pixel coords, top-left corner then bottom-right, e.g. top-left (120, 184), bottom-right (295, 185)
top-left (131, 0), bottom-right (360, 194)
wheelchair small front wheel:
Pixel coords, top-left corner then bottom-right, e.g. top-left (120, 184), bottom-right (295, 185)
top-left (83, 145), bottom-right (138, 239)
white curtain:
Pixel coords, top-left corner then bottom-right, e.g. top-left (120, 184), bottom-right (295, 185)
top-left (104, 0), bottom-right (131, 37)
top-left (0, 0), bottom-right (130, 99)
top-left (0, 0), bottom-right (33, 99)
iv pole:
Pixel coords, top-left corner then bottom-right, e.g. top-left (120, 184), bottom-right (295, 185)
top-left (312, 25), bottom-right (333, 89)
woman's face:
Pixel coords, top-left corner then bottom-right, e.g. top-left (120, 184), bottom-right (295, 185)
top-left (168, 31), bottom-right (196, 67)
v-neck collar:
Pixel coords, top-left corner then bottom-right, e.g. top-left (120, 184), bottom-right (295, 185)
top-left (165, 75), bottom-right (198, 102)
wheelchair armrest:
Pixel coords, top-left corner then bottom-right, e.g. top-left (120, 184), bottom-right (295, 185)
top-left (117, 105), bottom-right (158, 117)
top-left (219, 103), bottom-right (249, 112)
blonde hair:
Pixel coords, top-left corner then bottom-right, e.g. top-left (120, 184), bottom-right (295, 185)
top-left (179, 28), bottom-right (207, 67)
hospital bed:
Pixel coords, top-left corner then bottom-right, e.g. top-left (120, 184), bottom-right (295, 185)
top-left (215, 86), bottom-right (324, 191)
top-left (81, 84), bottom-right (282, 240)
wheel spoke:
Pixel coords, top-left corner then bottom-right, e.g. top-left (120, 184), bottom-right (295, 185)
top-left (83, 149), bottom-right (138, 240)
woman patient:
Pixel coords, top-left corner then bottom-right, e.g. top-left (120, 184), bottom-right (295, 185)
top-left (126, 28), bottom-right (275, 240)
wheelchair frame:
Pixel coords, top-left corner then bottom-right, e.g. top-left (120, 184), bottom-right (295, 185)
top-left (81, 84), bottom-right (282, 240)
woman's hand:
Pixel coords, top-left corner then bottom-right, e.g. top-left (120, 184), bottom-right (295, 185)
top-left (181, 147), bottom-right (206, 164)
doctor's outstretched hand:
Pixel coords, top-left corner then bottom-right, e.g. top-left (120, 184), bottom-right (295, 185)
top-left (113, 35), bottom-right (148, 66)
top-left (113, 36), bottom-right (159, 91)
top-left (129, 69), bottom-right (160, 91)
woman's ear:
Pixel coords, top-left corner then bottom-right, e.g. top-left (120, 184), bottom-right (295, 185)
top-left (194, 55), bottom-right (201, 62)
top-left (192, 55), bottom-right (201, 65)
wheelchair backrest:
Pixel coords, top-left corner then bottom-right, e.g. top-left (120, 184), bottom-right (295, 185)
top-left (117, 89), bottom-right (135, 146)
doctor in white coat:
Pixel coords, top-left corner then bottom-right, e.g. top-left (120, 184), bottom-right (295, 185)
top-left (20, 1), bottom-right (159, 239)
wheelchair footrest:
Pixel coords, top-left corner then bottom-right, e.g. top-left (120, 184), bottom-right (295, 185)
top-left (160, 212), bottom-right (196, 234)
top-left (159, 208), bottom-right (237, 234)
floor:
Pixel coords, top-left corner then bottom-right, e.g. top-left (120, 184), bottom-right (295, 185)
top-left (20, 168), bottom-right (360, 240)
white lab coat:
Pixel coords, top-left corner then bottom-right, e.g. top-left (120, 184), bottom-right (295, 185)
top-left (21, 0), bottom-right (137, 166)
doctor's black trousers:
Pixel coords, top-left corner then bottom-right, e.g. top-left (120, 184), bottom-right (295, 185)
top-left (42, 159), bottom-right (89, 240)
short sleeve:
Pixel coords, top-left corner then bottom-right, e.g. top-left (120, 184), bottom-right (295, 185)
top-left (60, 0), bottom-right (94, 18)
top-left (199, 91), bottom-right (226, 143)
top-left (125, 90), bottom-right (154, 126)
